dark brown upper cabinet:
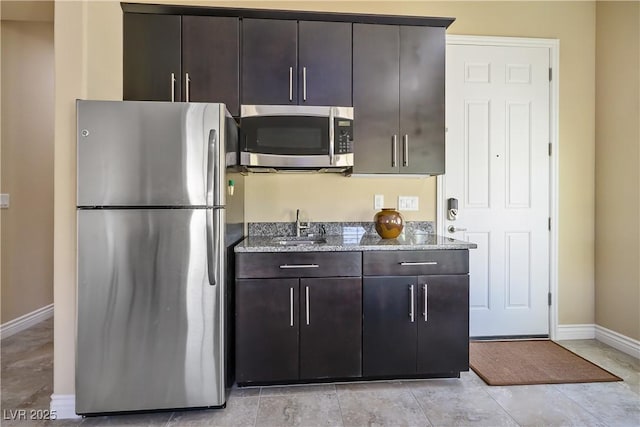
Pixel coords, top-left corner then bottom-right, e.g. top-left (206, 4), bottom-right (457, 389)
top-left (297, 21), bottom-right (352, 106)
top-left (123, 13), bottom-right (240, 115)
top-left (353, 24), bottom-right (445, 174)
top-left (124, 13), bottom-right (182, 103)
top-left (241, 18), bottom-right (352, 106)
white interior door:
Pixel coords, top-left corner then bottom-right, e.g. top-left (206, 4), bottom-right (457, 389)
top-left (444, 43), bottom-right (550, 337)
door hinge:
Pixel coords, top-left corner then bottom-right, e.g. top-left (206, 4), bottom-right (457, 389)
top-left (548, 217), bottom-right (551, 230)
top-left (548, 143), bottom-right (552, 156)
top-left (549, 68), bottom-right (552, 81)
top-left (548, 292), bottom-right (552, 306)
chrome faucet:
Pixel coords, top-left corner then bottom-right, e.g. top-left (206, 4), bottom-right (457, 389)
top-left (295, 209), bottom-right (310, 237)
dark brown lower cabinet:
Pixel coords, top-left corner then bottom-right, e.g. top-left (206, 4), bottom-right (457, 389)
top-left (416, 275), bottom-right (469, 374)
top-left (363, 276), bottom-right (418, 376)
top-left (363, 274), bottom-right (469, 377)
top-left (299, 277), bottom-right (361, 379)
top-left (235, 278), bottom-right (299, 383)
top-left (235, 276), bottom-right (362, 385)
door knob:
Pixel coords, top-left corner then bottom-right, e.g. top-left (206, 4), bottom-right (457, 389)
top-left (448, 225), bottom-right (467, 233)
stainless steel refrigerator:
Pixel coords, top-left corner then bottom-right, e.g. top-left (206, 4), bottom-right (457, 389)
top-left (75, 100), bottom-right (244, 415)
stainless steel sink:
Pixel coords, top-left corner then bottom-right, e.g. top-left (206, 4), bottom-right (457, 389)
top-left (271, 236), bottom-right (327, 246)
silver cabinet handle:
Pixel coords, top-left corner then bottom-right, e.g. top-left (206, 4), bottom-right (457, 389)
top-left (279, 264), bottom-right (319, 269)
top-left (305, 286), bottom-right (310, 325)
top-left (409, 285), bottom-right (415, 322)
top-left (289, 67), bottom-right (293, 102)
top-left (290, 287), bottom-right (294, 327)
top-left (447, 226), bottom-right (467, 233)
top-left (303, 67), bottom-right (307, 101)
top-left (170, 73), bottom-right (176, 102)
top-left (392, 135), bottom-right (398, 167)
top-left (185, 72), bottom-right (190, 102)
top-left (400, 261), bottom-right (438, 266)
top-left (403, 134), bottom-right (409, 167)
top-left (423, 284), bottom-right (428, 322)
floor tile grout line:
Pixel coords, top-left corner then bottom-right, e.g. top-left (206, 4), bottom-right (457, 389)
top-left (334, 383), bottom-right (346, 427)
top-left (482, 386), bottom-right (525, 427)
top-left (164, 411), bottom-right (175, 427)
top-left (252, 386), bottom-right (262, 427)
top-left (403, 381), bottom-right (435, 427)
top-left (550, 382), bottom-right (614, 427)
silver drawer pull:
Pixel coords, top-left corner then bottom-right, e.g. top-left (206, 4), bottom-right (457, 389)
top-left (279, 264), bottom-right (320, 269)
top-left (399, 261), bottom-right (438, 266)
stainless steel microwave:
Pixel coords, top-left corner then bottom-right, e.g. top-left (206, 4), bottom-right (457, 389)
top-left (240, 105), bottom-right (354, 172)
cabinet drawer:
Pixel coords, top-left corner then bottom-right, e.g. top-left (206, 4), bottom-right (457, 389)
top-left (237, 251), bottom-right (361, 278)
top-left (363, 250), bottom-right (468, 276)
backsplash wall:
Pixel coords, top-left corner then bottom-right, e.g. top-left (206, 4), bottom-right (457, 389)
top-left (244, 173), bottom-right (437, 223)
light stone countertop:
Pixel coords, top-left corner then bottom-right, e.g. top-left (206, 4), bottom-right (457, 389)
top-left (234, 232), bottom-right (477, 253)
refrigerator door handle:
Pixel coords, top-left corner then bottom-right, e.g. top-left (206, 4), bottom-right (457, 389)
top-left (206, 209), bottom-right (221, 286)
top-left (206, 129), bottom-right (217, 206)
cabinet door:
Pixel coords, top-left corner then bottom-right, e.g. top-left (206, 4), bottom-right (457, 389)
top-left (298, 21), bottom-right (352, 106)
top-left (123, 13), bottom-right (181, 102)
top-left (242, 19), bottom-right (297, 105)
top-left (182, 16), bottom-right (240, 115)
top-left (353, 24), bottom-right (400, 174)
top-left (363, 276), bottom-right (417, 376)
top-left (399, 26), bottom-right (446, 174)
top-left (299, 278), bottom-right (362, 379)
top-left (235, 279), bottom-right (299, 384)
top-left (416, 275), bottom-right (469, 374)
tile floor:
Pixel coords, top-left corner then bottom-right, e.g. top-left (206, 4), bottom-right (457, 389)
top-left (2, 318), bottom-right (639, 426)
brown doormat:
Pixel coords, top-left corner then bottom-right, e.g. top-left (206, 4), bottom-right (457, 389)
top-left (470, 340), bottom-right (622, 386)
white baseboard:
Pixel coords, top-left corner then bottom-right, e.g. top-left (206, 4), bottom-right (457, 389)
top-left (556, 323), bottom-right (640, 360)
top-left (555, 323), bottom-right (596, 340)
top-left (0, 304), bottom-right (54, 340)
top-left (595, 325), bottom-right (640, 360)
top-left (50, 394), bottom-right (80, 420)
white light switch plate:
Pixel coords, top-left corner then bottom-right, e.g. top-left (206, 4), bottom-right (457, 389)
top-left (374, 194), bottom-right (384, 210)
top-left (398, 196), bottom-right (419, 211)
top-left (0, 194), bottom-right (9, 209)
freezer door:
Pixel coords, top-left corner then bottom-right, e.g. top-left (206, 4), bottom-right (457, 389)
top-left (77, 100), bottom-right (230, 207)
top-left (76, 208), bottom-right (226, 414)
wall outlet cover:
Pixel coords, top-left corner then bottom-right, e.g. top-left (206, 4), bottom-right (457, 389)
top-left (0, 193), bottom-right (9, 209)
top-left (398, 196), bottom-right (419, 211)
top-left (374, 194), bottom-right (384, 210)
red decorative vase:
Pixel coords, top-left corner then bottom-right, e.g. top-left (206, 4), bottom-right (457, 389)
top-left (374, 208), bottom-right (404, 239)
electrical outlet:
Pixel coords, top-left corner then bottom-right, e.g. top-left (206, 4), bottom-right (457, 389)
top-left (0, 194), bottom-right (9, 209)
top-left (374, 194), bottom-right (384, 210)
top-left (398, 196), bottom-right (419, 211)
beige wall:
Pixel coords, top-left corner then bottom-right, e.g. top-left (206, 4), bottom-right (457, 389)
top-left (595, 1), bottom-right (640, 341)
top-left (1, 19), bottom-right (54, 323)
top-left (53, 0), bottom-right (598, 396)
top-left (1, 1), bottom-right (54, 23)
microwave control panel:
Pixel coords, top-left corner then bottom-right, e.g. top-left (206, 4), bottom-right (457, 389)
top-left (335, 119), bottom-right (354, 154)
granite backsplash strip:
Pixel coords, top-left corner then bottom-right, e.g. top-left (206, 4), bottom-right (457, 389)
top-left (248, 221), bottom-right (435, 237)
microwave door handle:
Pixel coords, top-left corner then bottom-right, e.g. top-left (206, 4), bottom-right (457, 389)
top-left (329, 108), bottom-right (335, 166)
